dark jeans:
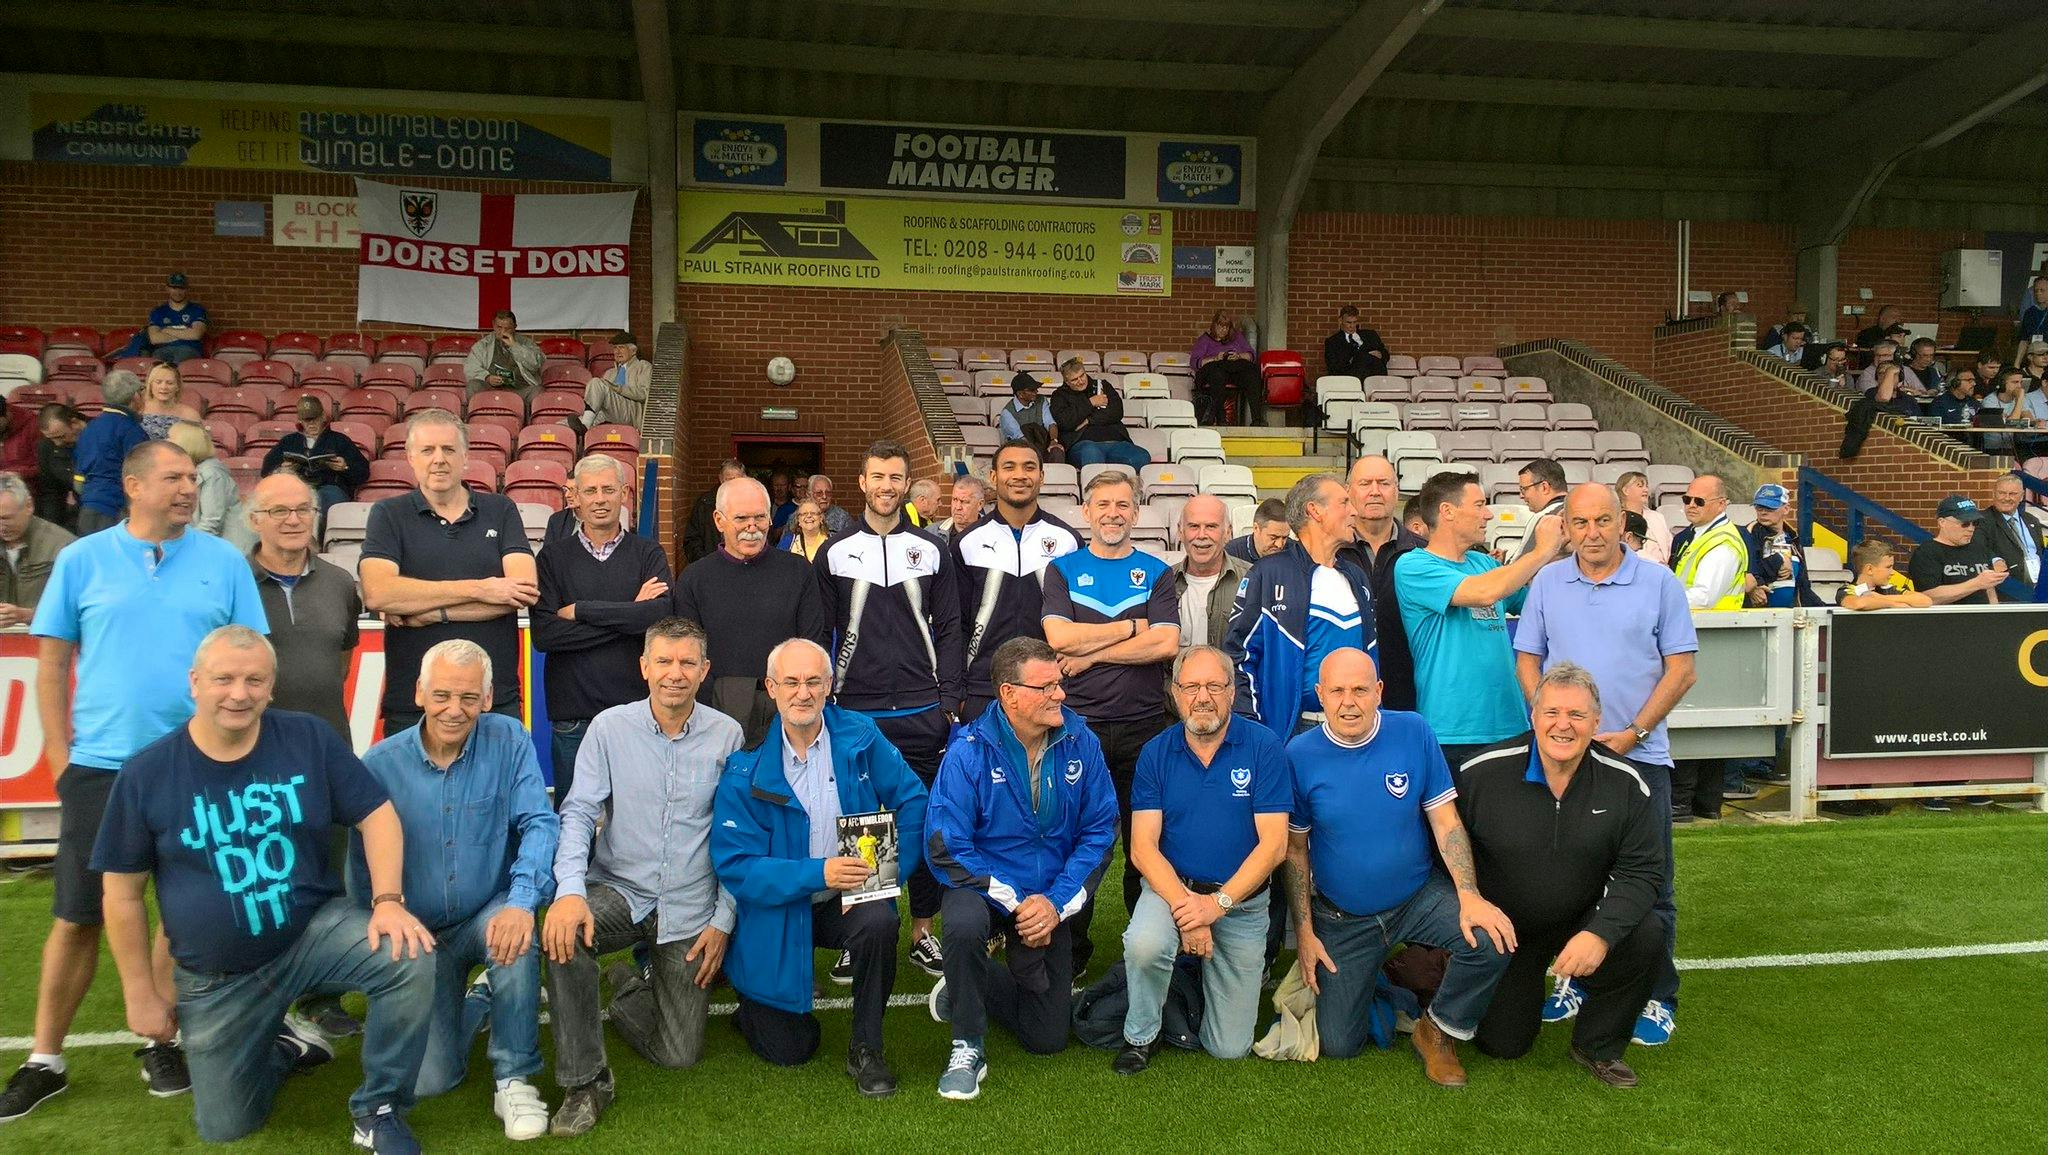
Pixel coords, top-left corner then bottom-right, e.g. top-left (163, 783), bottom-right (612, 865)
top-left (549, 719), bottom-right (589, 810)
top-left (1630, 757), bottom-right (1681, 1008)
top-left (938, 887), bottom-right (1073, 1054)
top-left (1194, 358), bottom-right (1265, 425)
top-left (382, 695), bottom-right (522, 738)
top-left (1475, 914), bottom-right (1662, 1064)
top-left (1310, 872), bottom-right (1512, 1058)
top-left (545, 882), bottom-right (712, 1089)
top-left (870, 707), bottom-right (950, 921)
top-left (1068, 711), bottom-right (1173, 974)
top-left (735, 897), bottom-right (899, 1061)
top-left (1671, 758), bottom-right (1724, 820)
top-left (708, 675), bottom-right (777, 749)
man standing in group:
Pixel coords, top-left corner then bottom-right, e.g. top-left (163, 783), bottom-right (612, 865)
top-left (1459, 664), bottom-right (1669, 1088)
top-left (1908, 495), bottom-right (2007, 606)
top-left (1334, 455), bottom-right (1424, 709)
top-left (905, 479), bottom-right (942, 532)
top-left (674, 473), bottom-right (830, 745)
top-left (463, 309), bottom-right (544, 404)
top-left (358, 640), bottom-right (558, 1141)
top-left (712, 639), bottom-right (929, 1097)
top-left (1395, 470), bottom-right (1561, 770)
top-left (0, 472), bottom-right (72, 626)
top-left (952, 441), bottom-right (1079, 721)
top-left (533, 454), bottom-right (676, 799)
top-left (34, 403), bottom-right (85, 530)
top-left (810, 472), bottom-right (855, 537)
top-left (1512, 482), bottom-right (1697, 1049)
top-left (1980, 476), bottom-right (2043, 599)
top-left (925, 638), bottom-right (1120, 1099)
top-left (359, 410), bottom-right (537, 733)
top-left (1667, 473), bottom-right (1748, 822)
top-left (1041, 470), bottom-right (1179, 971)
top-left (937, 475), bottom-right (989, 541)
top-left (1167, 495), bottom-right (1249, 655)
top-left (1115, 646), bottom-right (1290, 1074)
top-left (1511, 458), bottom-right (1568, 561)
top-left (1, 441), bottom-right (267, 1123)
top-left (683, 459), bottom-right (747, 565)
top-left (544, 619), bottom-right (741, 1138)
top-left (1286, 648), bottom-right (1515, 1084)
top-left (1225, 499), bottom-right (1290, 563)
top-left (816, 439), bottom-right (963, 978)
top-left (245, 473), bottom-right (360, 738)
top-left (1321, 304), bottom-right (1390, 382)
top-left (71, 371), bottom-right (149, 535)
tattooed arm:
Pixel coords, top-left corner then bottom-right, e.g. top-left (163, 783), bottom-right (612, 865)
top-left (1286, 828), bottom-right (1337, 992)
top-left (1426, 803), bottom-right (1517, 954)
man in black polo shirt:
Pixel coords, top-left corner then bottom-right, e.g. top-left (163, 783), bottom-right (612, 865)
top-left (533, 454), bottom-right (674, 805)
top-left (360, 409), bottom-right (537, 734)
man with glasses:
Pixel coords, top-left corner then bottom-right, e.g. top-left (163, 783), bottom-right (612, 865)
top-left (712, 639), bottom-right (929, 1097)
top-left (1113, 645), bottom-right (1290, 1074)
top-left (1667, 474), bottom-right (1748, 830)
top-left (925, 637), bottom-right (1119, 1099)
top-left (1510, 458), bottom-right (1567, 562)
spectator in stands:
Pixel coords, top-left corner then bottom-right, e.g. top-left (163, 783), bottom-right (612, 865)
top-left (905, 478), bottom-right (942, 531)
top-left (1396, 470), bottom-right (1562, 770)
top-left (262, 395), bottom-right (369, 509)
top-left (1322, 304), bottom-right (1389, 382)
top-left (674, 473), bottom-right (828, 747)
top-left (1712, 291), bottom-right (1739, 317)
top-left (1980, 475), bottom-right (2043, 595)
top-left (1669, 474), bottom-right (1747, 823)
top-left (1972, 351), bottom-right (2004, 397)
top-left (683, 458), bottom-right (747, 563)
top-left (1757, 309), bottom-right (1804, 354)
top-left (953, 443), bottom-right (1079, 722)
top-left (1907, 495), bottom-right (2004, 606)
top-left (1854, 304), bottom-right (1902, 350)
top-left (1402, 494), bottom-right (1429, 539)
top-left (1766, 322), bottom-right (1809, 366)
top-left (580, 329), bottom-right (649, 430)
top-left (544, 618), bottom-right (739, 1138)
top-left (1835, 539), bottom-right (1932, 610)
top-left (809, 472), bottom-right (855, 537)
top-left (143, 272), bottom-right (207, 365)
top-left (1226, 498), bottom-right (1290, 562)
top-left (354, 639), bottom-right (556, 1141)
top-left (1190, 310), bottom-right (1262, 426)
top-left (137, 362), bottom-right (202, 440)
top-left (0, 472), bottom-right (72, 624)
top-left (34, 404), bottom-right (84, 530)
top-left (2022, 340), bottom-right (2048, 392)
top-left (1169, 494), bottom-right (1249, 654)
top-left (1901, 338), bottom-right (1948, 397)
top-left (997, 371), bottom-right (1060, 458)
top-left (533, 453), bottom-right (674, 802)
top-left (1854, 340), bottom-right (1899, 393)
top-left (164, 421), bottom-right (239, 541)
top-left (464, 309), bottom-right (544, 402)
top-left (784, 499), bottom-right (830, 561)
top-left (1225, 474), bottom-right (1371, 738)
top-left (0, 395), bottom-right (36, 482)
top-left (1512, 459), bottom-right (1569, 562)
top-left (1510, 484), bottom-right (1695, 1050)
top-left (1335, 455), bottom-right (1424, 710)
top-left (768, 470), bottom-right (797, 533)
top-left (1930, 367), bottom-right (1981, 428)
top-left (711, 638), bottom-right (928, 1098)
top-left (2, 441), bottom-right (267, 1122)
top-left (924, 637), bottom-right (1119, 1098)
top-left (1870, 362), bottom-right (1924, 418)
top-left (90, 626), bottom-right (434, 1148)
top-left (1614, 471), bottom-right (1671, 565)
top-left (1622, 511), bottom-right (1648, 554)
top-left (1041, 470), bottom-right (1180, 972)
top-left (360, 409), bottom-right (538, 732)
top-left (935, 475), bottom-right (988, 540)
top-left (816, 440), bottom-right (963, 979)
top-left (244, 473), bottom-right (359, 737)
top-left (1743, 484), bottom-right (1821, 608)
top-left (1815, 343), bottom-right (1851, 389)
top-left (1049, 358), bottom-right (1149, 472)
top-left (2017, 275), bottom-right (2048, 356)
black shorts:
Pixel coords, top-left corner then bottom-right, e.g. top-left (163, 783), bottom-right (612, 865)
top-left (53, 767), bottom-right (117, 925)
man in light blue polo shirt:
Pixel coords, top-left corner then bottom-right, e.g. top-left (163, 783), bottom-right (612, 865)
top-left (1510, 482), bottom-right (1698, 1049)
top-left (1116, 645), bottom-right (1290, 1074)
top-left (2, 439), bottom-right (266, 1123)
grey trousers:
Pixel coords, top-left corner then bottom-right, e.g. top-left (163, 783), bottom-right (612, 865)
top-left (708, 675), bottom-right (777, 749)
top-left (545, 882), bottom-right (712, 1088)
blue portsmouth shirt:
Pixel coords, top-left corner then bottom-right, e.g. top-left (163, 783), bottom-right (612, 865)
top-left (1131, 716), bottom-right (1291, 886)
top-left (1302, 564), bottom-right (1366, 713)
top-left (31, 524), bottom-right (269, 770)
top-left (1042, 546), bottom-right (1177, 724)
top-left (90, 711), bottom-right (388, 975)
top-left (148, 300), bottom-right (208, 359)
top-left (1287, 710), bottom-right (1456, 917)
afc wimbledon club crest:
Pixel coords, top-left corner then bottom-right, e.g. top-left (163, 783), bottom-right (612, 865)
top-left (1230, 766), bottom-right (1252, 797)
top-left (906, 545), bottom-right (925, 567)
top-left (1385, 771), bottom-right (1410, 799)
top-left (1128, 568), bottom-right (1148, 587)
top-left (1065, 759), bottom-right (1084, 785)
top-left (401, 190), bottom-right (438, 238)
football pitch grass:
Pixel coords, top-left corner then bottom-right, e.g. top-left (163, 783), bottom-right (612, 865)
top-left (2, 810), bottom-right (2042, 1153)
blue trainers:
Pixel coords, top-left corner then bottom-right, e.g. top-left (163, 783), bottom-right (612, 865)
top-left (1541, 977), bottom-right (1583, 1023)
top-left (1631, 999), bottom-right (1675, 1046)
top-left (937, 1040), bottom-right (986, 1101)
top-left (351, 1105), bottom-right (422, 1154)
top-left (927, 976), bottom-right (952, 1023)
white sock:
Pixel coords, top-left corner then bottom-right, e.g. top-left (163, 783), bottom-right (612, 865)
top-left (27, 1052), bottom-right (63, 1074)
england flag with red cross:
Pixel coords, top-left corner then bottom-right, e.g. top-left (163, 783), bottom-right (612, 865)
top-left (354, 178), bottom-right (636, 330)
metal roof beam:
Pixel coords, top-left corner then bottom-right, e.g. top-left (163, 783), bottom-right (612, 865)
top-left (1422, 8), bottom-right (1968, 59)
top-left (1373, 72), bottom-right (1842, 115)
top-left (680, 36), bottom-right (1289, 91)
top-left (1, 3), bottom-right (618, 57)
top-left (1311, 157), bottom-right (1780, 193)
top-left (794, 0), bottom-right (1350, 29)
top-left (633, 0), bottom-right (677, 328)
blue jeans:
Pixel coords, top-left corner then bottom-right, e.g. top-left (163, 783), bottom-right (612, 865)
top-left (1308, 871), bottom-right (1512, 1058)
top-left (154, 342), bottom-right (203, 365)
top-left (1122, 881), bottom-right (1270, 1058)
top-left (549, 719), bottom-right (589, 811)
top-left (1067, 439), bottom-right (1152, 471)
top-left (1629, 757), bottom-right (1680, 1007)
top-left (415, 897), bottom-right (544, 1097)
top-left (173, 896), bottom-right (435, 1142)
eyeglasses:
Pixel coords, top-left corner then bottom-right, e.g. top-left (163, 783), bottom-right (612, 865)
top-left (770, 677), bottom-right (828, 693)
top-left (1005, 678), bottom-right (1065, 696)
top-left (1174, 681), bottom-right (1231, 697)
top-left (1680, 496), bottom-right (1716, 507)
top-left (255, 505), bottom-right (317, 521)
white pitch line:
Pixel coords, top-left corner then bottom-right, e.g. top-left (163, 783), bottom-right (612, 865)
top-left (6, 940), bottom-right (2044, 1052)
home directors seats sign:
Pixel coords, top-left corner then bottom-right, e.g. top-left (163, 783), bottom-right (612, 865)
top-left (679, 191), bottom-right (1172, 296)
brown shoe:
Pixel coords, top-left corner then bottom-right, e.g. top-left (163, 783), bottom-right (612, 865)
top-left (1570, 1046), bottom-right (1639, 1088)
top-left (1410, 1014), bottom-right (1468, 1088)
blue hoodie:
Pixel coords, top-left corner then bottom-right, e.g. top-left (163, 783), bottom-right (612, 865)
top-left (711, 706), bottom-right (928, 1016)
top-left (1224, 539), bottom-right (1377, 734)
top-left (925, 702), bottom-right (1119, 921)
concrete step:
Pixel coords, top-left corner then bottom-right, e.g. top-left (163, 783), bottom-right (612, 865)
top-left (1250, 464), bottom-right (1328, 491)
top-left (1230, 454), bottom-right (1350, 470)
top-left (1219, 435), bottom-right (1307, 458)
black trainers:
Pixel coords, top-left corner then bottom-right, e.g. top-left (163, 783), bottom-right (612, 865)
top-left (1112, 1039), bottom-right (1158, 1076)
top-left (137, 1041), bottom-right (191, 1097)
top-left (846, 1044), bottom-right (898, 1098)
top-left (276, 1013), bottom-right (336, 1076)
top-left (829, 949), bottom-right (854, 985)
top-left (1723, 781), bottom-right (1760, 801)
top-left (549, 1068), bottom-right (614, 1138)
top-left (0, 1062), bottom-right (67, 1122)
top-left (908, 932), bottom-right (944, 977)
top-left (296, 994), bottom-right (362, 1039)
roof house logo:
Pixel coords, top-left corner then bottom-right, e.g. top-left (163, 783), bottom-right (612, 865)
top-left (687, 199), bottom-right (877, 261)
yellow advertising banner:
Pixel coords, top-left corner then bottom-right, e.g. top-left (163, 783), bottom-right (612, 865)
top-left (28, 92), bottom-right (613, 181)
top-left (679, 191), bottom-right (1172, 296)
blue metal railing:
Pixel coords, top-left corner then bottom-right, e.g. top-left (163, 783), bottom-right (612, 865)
top-left (1798, 466), bottom-right (2030, 600)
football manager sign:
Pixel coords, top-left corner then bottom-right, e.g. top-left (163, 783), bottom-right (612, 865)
top-left (1826, 604), bottom-right (2048, 757)
top-left (355, 177), bottom-right (635, 330)
top-left (819, 122), bottom-right (1126, 201)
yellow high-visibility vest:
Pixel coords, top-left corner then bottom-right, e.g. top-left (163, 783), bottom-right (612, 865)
top-left (1675, 516), bottom-right (1749, 610)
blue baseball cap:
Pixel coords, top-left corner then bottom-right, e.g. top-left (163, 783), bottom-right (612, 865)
top-left (166, 272), bottom-right (187, 288)
top-left (1753, 484), bottom-right (1787, 510)
top-left (1936, 494), bottom-right (1981, 522)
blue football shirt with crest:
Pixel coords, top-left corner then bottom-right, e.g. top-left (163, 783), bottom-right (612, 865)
top-left (1041, 546), bottom-right (1178, 724)
top-left (1287, 710), bottom-right (1456, 916)
top-left (1131, 716), bottom-right (1292, 885)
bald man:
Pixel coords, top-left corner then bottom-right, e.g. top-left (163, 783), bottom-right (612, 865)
top-left (1334, 455), bottom-right (1424, 709)
top-left (246, 473), bottom-right (362, 738)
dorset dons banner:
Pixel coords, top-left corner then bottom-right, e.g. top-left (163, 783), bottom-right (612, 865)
top-left (356, 178), bottom-right (635, 330)
top-left (679, 191), bottom-right (1171, 296)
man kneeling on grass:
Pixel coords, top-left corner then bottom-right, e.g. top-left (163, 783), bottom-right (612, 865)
top-left (90, 626), bottom-right (437, 1152)
top-left (712, 638), bottom-right (929, 1097)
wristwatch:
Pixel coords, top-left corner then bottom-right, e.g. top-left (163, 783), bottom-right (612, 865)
top-left (1213, 890), bottom-right (1235, 912)
top-left (1631, 725), bottom-right (1652, 743)
top-left (372, 892), bottom-right (407, 908)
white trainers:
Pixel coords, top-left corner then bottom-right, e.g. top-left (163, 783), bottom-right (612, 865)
top-left (493, 1078), bottom-right (549, 1141)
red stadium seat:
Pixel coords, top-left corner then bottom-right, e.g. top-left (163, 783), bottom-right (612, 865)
top-left (584, 423), bottom-right (640, 468)
top-left (210, 330), bottom-right (268, 366)
top-left (530, 389), bottom-right (582, 424)
top-left (361, 363), bottom-right (418, 392)
top-left (357, 459), bottom-right (416, 502)
top-left (300, 361), bottom-right (357, 389)
top-left (203, 419), bottom-right (243, 457)
top-left (323, 334), bottom-right (374, 375)
top-left (461, 459), bottom-right (500, 493)
top-left (207, 387), bottom-right (273, 420)
top-left (103, 327), bottom-right (141, 358)
top-left (429, 335), bottom-right (472, 365)
top-left (270, 332), bottom-right (322, 366)
top-left (45, 326), bottom-right (101, 358)
top-left (405, 387), bottom-right (465, 418)
top-left (377, 334), bottom-right (429, 371)
top-left (514, 425), bottom-right (576, 469)
top-left (331, 419), bottom-right (379, 458)
top-left (179, 359), bottom-right (234, 388)
top-left (0, 325), bottom-right (43, 356)
top-left (237, 359), bottom-right (296, 387)
top-left (538, 337), bottom-right (585, 366)
top-left (9, 387), bottom-right (59, 408)
top-left (468, 389), bottom-right (526, 423)
top-left (49, 355), bottom-right (105, 382)
top-left (467, 423), bottom-right (513, 471)
top-left (1261, 350), bottom-right (1305, 409)
top-left (504, 459), bottom-right (569, 509)
top-left (422, 363), bottom-right (467, 389)
top-left (378, 422), bottom-right (411, 460)
top-left (468, 413), bottom-right (523, 443)
top-left (541, 361), bottom-right (590, 387)
top-left (109, 356), bottom-right (156, 379)
top-left (180, 382), bottom-right (218, 413)
top-left (243, 420), bottom-right (297, 456)
top-left (340, 389), bottom-right (401, 424)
